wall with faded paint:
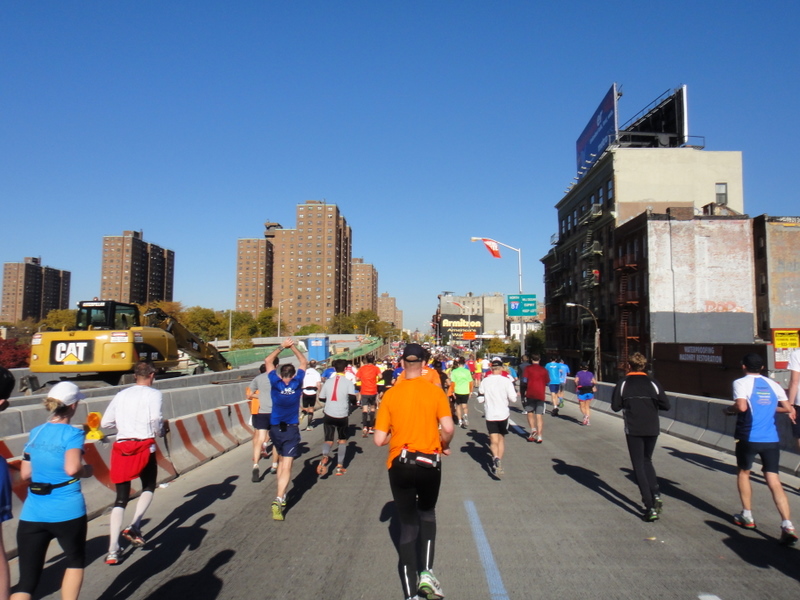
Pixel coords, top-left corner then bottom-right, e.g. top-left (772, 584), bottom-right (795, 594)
top-left (613, 148), bottom-right (744, 223)
top-left (766, 219), bottom-right (800, 327)
top-left (647, 218), bottom-right (755, 343)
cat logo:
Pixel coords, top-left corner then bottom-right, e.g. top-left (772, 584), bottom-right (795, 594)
top-left (53, 342), bottom-right (91, 365)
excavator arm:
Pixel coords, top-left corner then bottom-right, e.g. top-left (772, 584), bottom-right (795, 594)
top-left (143, 308), bottom-right (231, 372)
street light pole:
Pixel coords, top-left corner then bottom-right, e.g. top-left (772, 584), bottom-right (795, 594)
top-left (364, 319), bottom-right (376, 336)
top-left (565, 302), bottom-right (601, 381)
top-left (470, 236), bottom-right (525, 347)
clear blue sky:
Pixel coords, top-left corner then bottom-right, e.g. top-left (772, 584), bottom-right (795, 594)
top-left (2, 2), bottom-right (798, 332)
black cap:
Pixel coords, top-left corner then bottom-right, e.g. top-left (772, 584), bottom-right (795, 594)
top-left (491, 357), bottom-right (503, 366)
top-left (401, 343), bottom-right (428, 363)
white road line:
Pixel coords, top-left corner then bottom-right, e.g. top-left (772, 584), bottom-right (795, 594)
top-left (464, 500), bottom-right (510, 600)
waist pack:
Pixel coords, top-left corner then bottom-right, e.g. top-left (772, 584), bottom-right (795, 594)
top-left (578, 386), bottom-right (594, 394)
top-left (399, 447), bottom-right (440, 469)
top-left (29, 478), bottom-right (78, 496)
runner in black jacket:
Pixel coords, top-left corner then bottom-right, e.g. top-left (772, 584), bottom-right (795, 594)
top-left (611, 352), bottom-right (670, 521)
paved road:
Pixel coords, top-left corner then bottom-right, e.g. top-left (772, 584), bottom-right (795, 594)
top-left (13, 396), bottom-right (800, 600)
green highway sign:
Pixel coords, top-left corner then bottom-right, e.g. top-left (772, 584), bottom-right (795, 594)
top-left (507, 294), bottom-right (537, 317)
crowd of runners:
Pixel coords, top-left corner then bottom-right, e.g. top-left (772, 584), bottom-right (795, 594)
top-left (1, 341), bottom-right (799, 600)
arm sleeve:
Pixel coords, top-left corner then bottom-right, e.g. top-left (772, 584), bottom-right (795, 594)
top-left (651, 379), bottom-right (670, 411)
top-left (611, 381), bottom-right (624, 412)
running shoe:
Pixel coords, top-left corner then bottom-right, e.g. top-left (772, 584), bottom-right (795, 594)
top-left (581, 416), bottom-right (589, 426)
top-left (779, 524), bottom-right (798, 546)
top-left (105, 551), bottom-right (120, 565)
top-left (527, 434), bottom-right (536, 442)
top-left (733, 513), bottom-right (756, 529)
top-left (418, 569), bottom-right (444, 599)
top-left (362, 428), bottom-right (369, 438)
top-left (317, 456), bottom-right (330, 476)
top-left (534, 434), bottom-right (542, 444)
top-left (558, 399), bottom-right (564, 408)
top-left (551, 408), bottom-right (559, 417)
top-left (653, 494), bottom-right (663, 514)
top-left (644, 508), bottom-right (659, 522)
top-left (271, 498), bottom-right (285, 521)
top-left (462, 416), bottom-right (469, 428)
top-left (251, 466), bottom-right (260, 483)
top-left (121, 526), bottom-right (145, 548)
top-left (269, 465), bottom-right (278, 475)
top-left (335, 466), bottom-right (347, 476)
top-left (493, 457), bottom-right (503, 477)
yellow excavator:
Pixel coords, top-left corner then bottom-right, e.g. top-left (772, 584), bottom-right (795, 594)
top-left (30, 301), bottom-right (230, 384)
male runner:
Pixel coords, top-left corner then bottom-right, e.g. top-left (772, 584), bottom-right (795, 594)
top-left (522, 354), bottom-right (549, 443)
top-left (301, 360), bottom-right (321, 430)
top-left (725, 353), bottom-right (797, 544)
top-left (787, 348), bottom-right (800, 451)
top-left (356, 356), bottom-right (382, 437)
top-left (247, 361), bottom-right (278, 481)
top-left (374, 343), bottom-right (454, 600)
top-left (101, 362), bottom-right (164, 564)
top-left (318, 359), bottom-right (356, 476)
top-left (478, 358), bottom-right (517, 477)
top-left (450, 357), bottom-right (474, 429)
top-left (265, 338), bottom-right (308, 521)
top-left (544, 356), bottom-right (562, 416)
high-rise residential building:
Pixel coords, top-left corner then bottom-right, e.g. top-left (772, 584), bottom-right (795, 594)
top-left (377, 292), bottom-right (403, 330)
top-left (351, 258), bottom-right (378, 314)
top-left (235, 223), bottom-right (278, 316)
top-left (1, 257), bottom-right (70, 323)
top-left (237, 201), bottom-right (353, 331)
top-left (100, 230), bottom-right (174, 305)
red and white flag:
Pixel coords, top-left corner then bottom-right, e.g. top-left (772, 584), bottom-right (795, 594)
top-left (479, 238), bottom-right (501, 259)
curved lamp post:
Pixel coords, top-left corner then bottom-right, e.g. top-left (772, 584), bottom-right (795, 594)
top-left (566, 302), bottom-right (601, 381)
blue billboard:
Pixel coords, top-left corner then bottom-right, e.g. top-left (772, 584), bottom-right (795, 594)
top-left (575, 83), bottom-right (618, 175)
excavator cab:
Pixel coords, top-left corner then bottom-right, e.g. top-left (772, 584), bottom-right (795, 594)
top-left (76, 301), bottom-right (140, 331)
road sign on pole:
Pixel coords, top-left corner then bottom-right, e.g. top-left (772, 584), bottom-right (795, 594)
top-left (507, 294), bottom-right (537, 317)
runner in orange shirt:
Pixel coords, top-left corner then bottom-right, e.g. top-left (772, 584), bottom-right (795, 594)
top-left (356, 356), bottom-right (383, 437)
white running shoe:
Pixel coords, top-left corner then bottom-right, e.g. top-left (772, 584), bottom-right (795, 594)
top-left (418, 569), bottom-right (444, 599)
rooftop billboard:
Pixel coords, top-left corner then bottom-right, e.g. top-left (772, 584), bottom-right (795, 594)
top-left (575, 83), bottom-right (618, 175)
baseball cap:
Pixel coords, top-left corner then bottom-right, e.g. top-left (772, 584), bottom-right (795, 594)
top-left (401, 343), bottom-right (427, 363)
top-left (491, 357), bottom-right (503, 366)
top-left (47, 381), bottom-right (86, 406)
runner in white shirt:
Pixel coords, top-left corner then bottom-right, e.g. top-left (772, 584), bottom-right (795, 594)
top-left (301, 361), bottom-right (322, 431)
top-left (100, 362), bottom-right (164, 565)
top-left (787, 349), bottom-right (800, 450)
top-left (478, 358), bottom-right (518, 477)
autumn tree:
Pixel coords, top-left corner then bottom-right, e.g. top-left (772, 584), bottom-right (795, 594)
top-left (0, 338), bottom-right (30, 368)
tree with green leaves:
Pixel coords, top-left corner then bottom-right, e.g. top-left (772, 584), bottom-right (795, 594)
top-left (181, 306), bottom-right (226, 341)
top-left (295, 324), bottom-right (325, 335)
top-left (42, 309), bottom-right (77, 331)
top-left (327, 313), bottom-right (355, 334)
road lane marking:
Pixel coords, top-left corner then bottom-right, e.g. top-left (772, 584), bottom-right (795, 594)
top-left (464, 500), bottom-right (510, 600)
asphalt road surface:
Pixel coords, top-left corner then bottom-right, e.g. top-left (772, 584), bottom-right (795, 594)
top-left (12, 397), bottom-right (800, 600)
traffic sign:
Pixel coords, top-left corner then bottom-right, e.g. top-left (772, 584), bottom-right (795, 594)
top-left (508, 294), bottom-right (537, 317)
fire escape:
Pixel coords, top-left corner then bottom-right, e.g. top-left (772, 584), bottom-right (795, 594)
top-left (615, 253), bottom-right (640, 369)
top-left (578, 204), bottom-right (603, 359)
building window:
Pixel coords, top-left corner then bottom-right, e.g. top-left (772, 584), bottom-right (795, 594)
top-left (715, 183), bottom-right (728, 206)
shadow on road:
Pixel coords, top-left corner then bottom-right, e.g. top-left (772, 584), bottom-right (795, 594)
top-left (141, 548), bottom-right (236, 600)
top-left (460, 430), bottom-right (497, 479)
top-left (98, 513), bottom-right (216, 599)
top-left (706, 520), bottom-right (800, 583)
top-left (16, 475), bottom-right (239, 599)
top-left (552, 458), bottom-right (640, 517)
top-left (662, 445), bottom-right (737, 475)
